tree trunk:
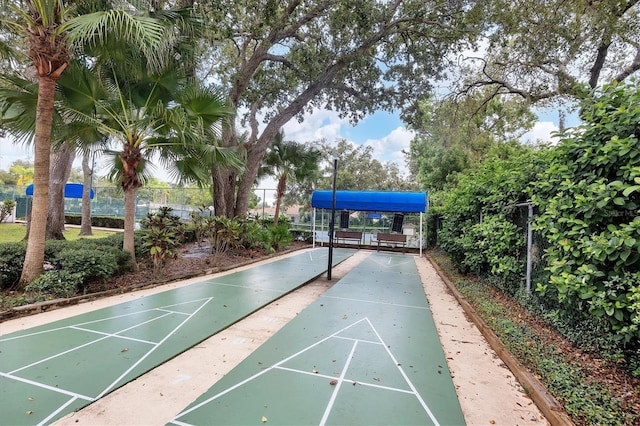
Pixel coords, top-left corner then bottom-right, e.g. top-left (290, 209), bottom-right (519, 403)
top-left (212, 124), bottom-right (239, 217)
top-left (19, 77), bottom-right (56, 286)
top-left (234, 143), bottom-right (270, 217)
top-left (79, 151), bottom-right (93, 236)
top-left (211, 165), bottom-right (232, 217)
top-left (123, 185), bottom-right (138, 270)
top-left (46, 142), bottom-right (75, 240)
top-left (272, 175), bottom-right (287, 227)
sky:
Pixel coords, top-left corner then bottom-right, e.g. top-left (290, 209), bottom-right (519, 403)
top-left (0, 105), bottom-right (573, 186)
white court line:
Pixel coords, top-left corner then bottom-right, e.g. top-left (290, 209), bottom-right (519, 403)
top-left (170, 317), bottom-right (372, 422)
top-left (274, 365), bottom-right (414, 395)
top-left (365, 317), bottom-right (440, 426)
top-left (69, 326), bottom-right (157, 345)
top-left (8, 311), bottom-right (173, 374)
top-left (319, 339), bottom-right (358, 425)
top-left (172, 315), bottom-right (441, 425)
top-left (322, 295), bottom-right (429, 310)
top-left (155, 308), bottom-right (192, 315)
top-left (0, 298), bottom-right (212, 342)
top-left (37, 396), bottom-right (80, 426)
top-left (9, 334), bottom-right (111, 375)
top-left (4, 297), bottom-right (213, 426)
top-left (0, 372), bottom-right (93, 401)
top-left (206, 281), bottom-right (288, 293)
top-left (334, 334), bottom-right (382, 345)
top-left (352, 379), bottom-right (415, 394)
top-left (94, 297), bottom-right (213, 399)
top-left (275, 366), bottom-right (337, 380)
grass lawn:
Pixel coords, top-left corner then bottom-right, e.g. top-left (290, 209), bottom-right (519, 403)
top-left (0, 223), bottom-right (117, 243)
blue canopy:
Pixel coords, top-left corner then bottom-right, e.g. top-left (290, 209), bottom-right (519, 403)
top-left (311, 190), bottom-right (427, 213)
top-left (26, 183), bottom-right (94, 199)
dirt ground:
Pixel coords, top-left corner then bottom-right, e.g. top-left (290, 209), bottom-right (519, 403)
top-left (2, 248), bottom-right (550, 425)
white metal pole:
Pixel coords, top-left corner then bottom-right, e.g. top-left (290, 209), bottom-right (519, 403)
top-left (419, 212), bottom-right (423, 256)
top-left (312, 208), bottom-right (316, 248)
top-left (526, 204), bottom-right (533, 293)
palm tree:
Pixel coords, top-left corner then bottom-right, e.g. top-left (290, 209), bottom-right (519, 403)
top-left (65, 61), bottom-right (239, 268)
top-left (0, 1), bottom-right (168, 285)
top-left (259, 131), bottom-right (321, 227)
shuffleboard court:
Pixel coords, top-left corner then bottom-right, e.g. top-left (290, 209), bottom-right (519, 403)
top-left (170, 252), bottom-right (465, 426)
top-left (0, 248), bottom-right (353, 426)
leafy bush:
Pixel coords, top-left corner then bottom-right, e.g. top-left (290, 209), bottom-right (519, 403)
top-left (0, 242), bottom-right (26, 289)
top-left (437, 143), bottom-right (545, 291)
top-left (0, 199), bottom-right (16, 223)
top-left (237, 218), bottom-right (269, 250)
top-left (267, 224), bottom-right (293, 251)
top-left (532, 82), bottom-right (640, 346)
top-left (204, 215), bottom-right (242, 265)
top-left (25, 270), bottom-right (84, 298)
top-left (140, 207), bottom-right (185, 274)
top-left (55, 248), bottom-right (120, 290)
top-left (65, 215), bottom-right (125, 229)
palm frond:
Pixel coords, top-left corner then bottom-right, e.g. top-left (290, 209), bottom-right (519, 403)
top-left (62, 10), bottom-right (170, 72)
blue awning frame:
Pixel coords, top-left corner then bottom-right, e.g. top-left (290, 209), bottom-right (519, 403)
top-left (311, 190), bottom-right (429, 255)
top-left (26, 183), bottom-right (95, 199)
top-left (311, 190), bottom-right (427, 213)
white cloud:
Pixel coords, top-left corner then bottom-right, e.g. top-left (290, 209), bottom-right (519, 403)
top-left (0, 136), bottom-right (32, 170)
top-left (363, 126), bottom-right (415, 173)
top-left (519, 121), bottom-right (560, 145)
top-left (282, 109), bottom-right (346, 142)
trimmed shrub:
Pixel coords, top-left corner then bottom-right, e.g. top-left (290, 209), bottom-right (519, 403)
top-left (0, 242), bottom-right (26, 289)
top-left (25, 270), bottom-right (84, 298)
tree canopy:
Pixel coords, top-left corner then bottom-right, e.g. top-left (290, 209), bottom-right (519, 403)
top-left (196, 0), bottom-right (486, 217)
top-left (455, 0), bottom-right (640, 105)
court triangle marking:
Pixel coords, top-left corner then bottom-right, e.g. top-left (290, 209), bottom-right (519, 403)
top-left (171, 317), bottom-right (440, 425)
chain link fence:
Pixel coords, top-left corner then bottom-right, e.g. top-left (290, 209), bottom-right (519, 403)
top-left (0, 184), bottom-right (285, 222)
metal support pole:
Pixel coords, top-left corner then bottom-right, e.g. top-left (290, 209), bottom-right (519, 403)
top-left (526, 203), bottom-right (533, 293)
top-left (419, 212), bottom-right (423, 256)
top-left (327, 159), bottom-right (338, 280)
top-left (312, 208), bottom-right (316, 248)
top-left (513, 202), bottom-right (534, 294)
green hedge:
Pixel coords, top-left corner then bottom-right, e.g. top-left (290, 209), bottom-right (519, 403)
top-left (0, 233), bottom-right (137, 291)
top-left (65, 215), bottom-right (125, 229)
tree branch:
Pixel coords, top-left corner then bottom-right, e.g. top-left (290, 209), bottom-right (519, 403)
top-left (613, 46), bottom-right (640, 82)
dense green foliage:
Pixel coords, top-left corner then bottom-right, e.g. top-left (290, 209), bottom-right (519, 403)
top-left (0, 199), bottom-right (15, 223)
top-left (140, 207), bottom-right (186, 275)
top-left (431, 250), bottom-right (637, 425)
top-left (408, 95), bottom-right (535, 190)
top-left (65, 215), bottom-right (125, 229)
top-left (431, 81), bottom-right (640, 377)
top-left (532, 83), bottom-right (640, 346)
top-left (436, 143), bottom-right (546, 294)
top-left (0, 234), bottom-right (132, 295)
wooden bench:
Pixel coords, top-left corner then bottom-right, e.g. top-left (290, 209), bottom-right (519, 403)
top-left (334, 230), bottom-right (363, 247)
top-left (375, 233), bottom-right (407, 252)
